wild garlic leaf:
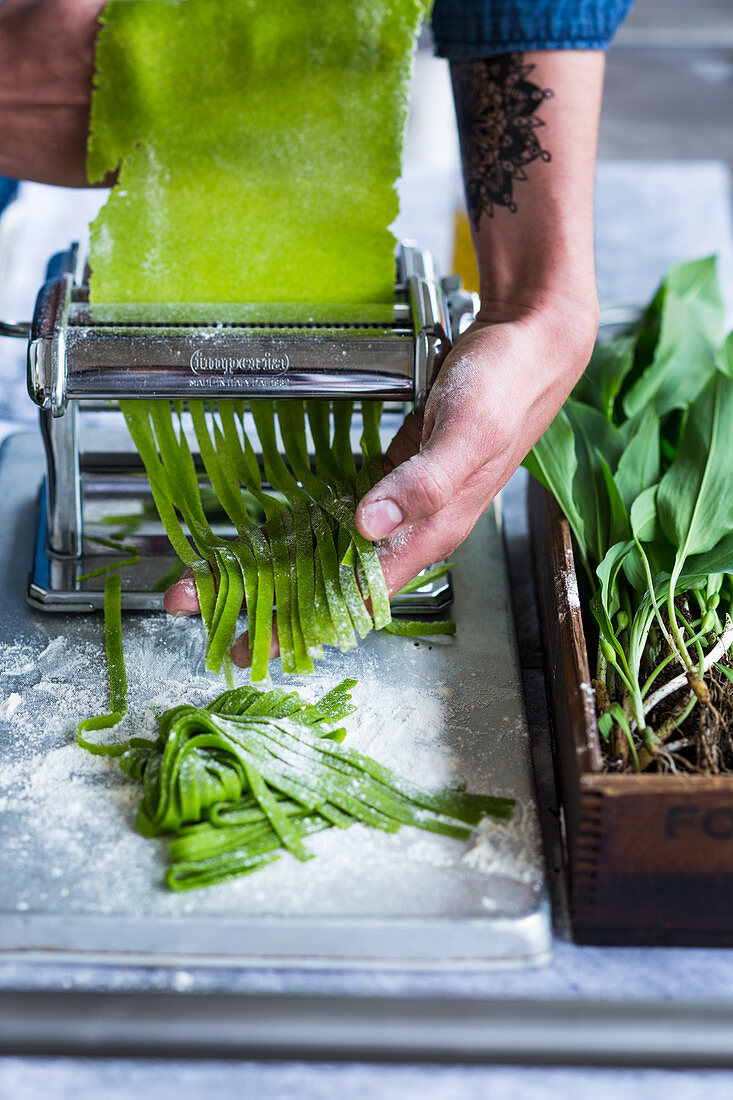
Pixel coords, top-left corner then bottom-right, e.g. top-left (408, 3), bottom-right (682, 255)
top-left (573, 335), bottom-right (636, 422)
top-left (595, 539), bottom-right (634, 625)
top-left (623, 257), bottom-right (725, 418)
top-left (524, 408), bottom-right (588, 562)
top-left (622, 546), bottom-right (650, 596)
top-left (565, 403), bottom-right (625, 563)
top-left (680, 531), bottom-right (733, 583)
top-left (630, 485), bottom-right (662, 544)
top-left (719, 331), bottom-right (733, 380)
top-left (598, 453), bottom-right (630, 547)
top-left (657, 371), bottom-right (733, 562)
top-left (615, 409), bottom-right (661, 511)
top-left (623, 539), bottom-right (676, 597)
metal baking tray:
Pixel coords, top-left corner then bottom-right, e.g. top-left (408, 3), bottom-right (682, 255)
top-left (0, 431), bottom-right (551, 969)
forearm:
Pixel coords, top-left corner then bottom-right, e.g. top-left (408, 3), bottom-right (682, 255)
top-left (355, 49), bottom-right (605, 573)
top-left (452, 50), bottom-right (603, 329)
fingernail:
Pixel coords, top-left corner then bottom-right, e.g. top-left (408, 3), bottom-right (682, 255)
top-left (360, 499), bottom-right (403, 539)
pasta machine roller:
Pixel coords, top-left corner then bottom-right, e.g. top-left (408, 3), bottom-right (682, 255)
top-left (8, 241), bottom-right (477, 612)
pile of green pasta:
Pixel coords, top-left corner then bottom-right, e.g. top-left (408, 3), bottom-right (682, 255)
top-left (78, 581), bottom-right (513, 892)
top-left (121, 678), bottom-right (513, 891)
top-left (121, 398), bottom-right (453, 684)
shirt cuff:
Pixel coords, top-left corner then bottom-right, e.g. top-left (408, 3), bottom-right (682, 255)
top-left (431, 0), bottom-right (636, 59)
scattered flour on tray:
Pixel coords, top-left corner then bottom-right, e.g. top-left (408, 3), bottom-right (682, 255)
top-left (0, 642), bottom-right (37, 676)
top-left (462, 802), bottom-right (544, 889)
top-left (345, 674), bottom-right (458, 788)
top-left (0, 615), bottom-right (541, 920)
top-left (0, 693), bottom-right (21, 718)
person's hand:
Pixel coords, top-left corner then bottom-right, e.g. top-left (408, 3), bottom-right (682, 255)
top-left (355, 299), bottom-right (598, 594)
top-left (0, 0), bottom-right (107, 187)
top-left (164, 297), bottom-right (597, 668)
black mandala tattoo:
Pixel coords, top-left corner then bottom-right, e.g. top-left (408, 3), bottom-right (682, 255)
top-left (451, 53), bottom-right (553, 226)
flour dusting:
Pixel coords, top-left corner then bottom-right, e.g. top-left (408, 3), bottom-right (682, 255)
top-left (0, 693), bottom-right (22, 718)
top-left (463, 803), bottom-right (544, 889)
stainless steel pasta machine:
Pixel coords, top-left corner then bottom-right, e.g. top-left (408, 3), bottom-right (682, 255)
top-left (4, 241), bottom-right (477, 612)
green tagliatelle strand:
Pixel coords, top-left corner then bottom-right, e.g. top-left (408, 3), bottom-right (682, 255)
top-left (120, 400), bottom-right (455, 681)
top-left (77, 573), bottom-right (128, 755)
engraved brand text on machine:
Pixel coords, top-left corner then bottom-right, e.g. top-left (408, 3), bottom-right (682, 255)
top-left (189, 349), bottom-right (290, 375)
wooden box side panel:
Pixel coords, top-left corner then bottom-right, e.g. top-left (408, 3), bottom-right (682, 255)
top-left (527, 478), bottom-right (601, 859)
top-left (574, 776), bottom-right (733, 943)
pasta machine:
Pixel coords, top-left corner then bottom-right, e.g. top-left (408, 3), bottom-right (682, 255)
top-left (5, 241), bottom-right (477, 613)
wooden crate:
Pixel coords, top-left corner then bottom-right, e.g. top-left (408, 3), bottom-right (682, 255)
top-left (528, 478), bottom-right (733, 946)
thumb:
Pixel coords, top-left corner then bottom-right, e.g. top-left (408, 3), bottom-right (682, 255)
top-left (356, 416), bottom-right (477, 541)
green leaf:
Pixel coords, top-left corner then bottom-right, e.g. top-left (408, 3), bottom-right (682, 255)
top-left (598, 711), bottom-right (614, 740)
top-left (623, 542), bottom-right (675, 597)
top-left (658, 372), bottom-right (733, 562)
top-left (524, 408), bottom-right (588, 561)
top-left (608, 702), bottom-right (639, 771)
top-left (598, 453), bottom-right (630, 546)
top-left (684, 531), bottom-right (733, 579)
top-left (615, 409), bottom-right (661, 511)
top-left (565, 403), bottom-right (625, 563)
top-left (630, 485), bottom-right (662, 544)
top-left (623, 478), bottom-right (677, 597)
top-left (719, 331), bottom-right (733, 380)
top-left (623, 257), bottom-right (725, 418)
top-left (573, 335), bottom-right (636, 421)
top-left (595, 540), bottom-right (634, 626)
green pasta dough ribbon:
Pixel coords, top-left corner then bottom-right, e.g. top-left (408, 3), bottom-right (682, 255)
top-left (77, 574), bottom-right (129, 756)
top-left (77, 588), bottom-right (508, 895)
top-left (88, 0), bottom-right (430, 312)
top-left (89, 1), bottom-right (452, 681)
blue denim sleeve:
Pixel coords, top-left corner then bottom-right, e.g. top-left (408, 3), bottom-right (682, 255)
top-left (0, 178), bottom-right (18, 217)
top-left (431, 0), bottom-right (636, 59)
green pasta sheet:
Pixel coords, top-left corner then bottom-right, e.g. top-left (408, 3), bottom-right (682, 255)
top-left (88, 0), bottom-right (429, 313)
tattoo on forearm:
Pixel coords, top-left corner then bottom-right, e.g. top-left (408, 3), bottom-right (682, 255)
top-left (451, 54), bottom-right (553, 226)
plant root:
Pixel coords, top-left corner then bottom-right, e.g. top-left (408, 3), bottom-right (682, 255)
top-left (688, 672), bottom-right (710, 704)
top-left (637, 693), bottom-right (695, 770)
top-left (642, 622), bottom-right (733, 719)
